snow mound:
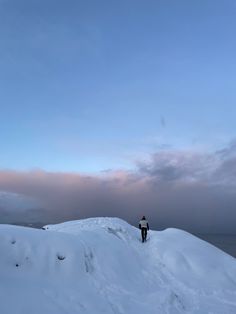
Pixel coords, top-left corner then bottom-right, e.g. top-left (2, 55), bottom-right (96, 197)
top-left (0, 217), bottom-right (236, 314)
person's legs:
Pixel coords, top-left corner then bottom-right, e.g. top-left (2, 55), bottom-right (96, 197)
top-left (141, 228), bottom-right (145, 242)
top-left (144, 228), bottom-right (147, 241)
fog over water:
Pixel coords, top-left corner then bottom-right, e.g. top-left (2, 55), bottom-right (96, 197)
top-left (0, 141), bottom-right (236, 238)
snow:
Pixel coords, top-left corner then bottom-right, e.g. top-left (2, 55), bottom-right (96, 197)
top-left (0, 217), bottom-right (236, 314)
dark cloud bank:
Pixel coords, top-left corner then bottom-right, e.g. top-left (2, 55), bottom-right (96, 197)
top-left (0, 141), bottom-right (236, 234)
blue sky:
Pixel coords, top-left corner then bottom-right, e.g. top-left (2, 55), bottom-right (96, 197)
top-left (0, 0), bottom-right (236, 172)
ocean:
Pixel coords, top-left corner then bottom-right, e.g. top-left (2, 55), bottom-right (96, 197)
top-left (196, 234), bottom-right (236, 258)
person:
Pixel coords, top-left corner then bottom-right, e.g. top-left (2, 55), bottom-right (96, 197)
top-left (139, 216), bottom-right (149, 242)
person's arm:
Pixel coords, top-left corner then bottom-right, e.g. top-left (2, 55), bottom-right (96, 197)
top-left (139, 223), bottom-right (141, 229)
top-left (147, 223), bottom-right (149, 230)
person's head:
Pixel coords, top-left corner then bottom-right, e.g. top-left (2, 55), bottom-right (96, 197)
top-left (142, 216), bottom-right (146, 220)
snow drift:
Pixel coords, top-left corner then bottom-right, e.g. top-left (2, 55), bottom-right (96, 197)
top-left (0, 217), bottom-right (236, 314)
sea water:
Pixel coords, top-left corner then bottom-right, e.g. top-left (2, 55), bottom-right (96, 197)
top-left (196, 234), bottom-right (236, 258)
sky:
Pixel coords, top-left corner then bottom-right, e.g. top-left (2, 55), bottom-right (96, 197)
top-left (0, 0), bottom-right (236, 232)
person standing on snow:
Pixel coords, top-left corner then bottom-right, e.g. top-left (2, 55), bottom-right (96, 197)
top-left (139, 216), bottom-right (149, 242)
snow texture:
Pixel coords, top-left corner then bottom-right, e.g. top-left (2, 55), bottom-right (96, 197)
top-left (0, 217), bottom-right (236, 314)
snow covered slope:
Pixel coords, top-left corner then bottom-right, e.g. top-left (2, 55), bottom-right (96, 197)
top-left (0, 218), bottom-right (236, 314)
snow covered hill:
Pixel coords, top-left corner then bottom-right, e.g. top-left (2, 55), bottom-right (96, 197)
top-left (0, 218), bottom-right (236, 314)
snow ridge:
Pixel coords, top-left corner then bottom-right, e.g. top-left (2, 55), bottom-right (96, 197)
top-left (0, 217), bottom-right (236, 314)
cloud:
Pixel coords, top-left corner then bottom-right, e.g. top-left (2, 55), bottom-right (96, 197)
top-left (137, 150), bottom-right (218, 185)
top-left (0, 141), bottom-right (236, 233)
top-left (216, 139), bottom-right (236, 158)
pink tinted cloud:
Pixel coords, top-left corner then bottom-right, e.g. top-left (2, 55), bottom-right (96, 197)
top-left (0, 141), bottom-right (236, 232)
